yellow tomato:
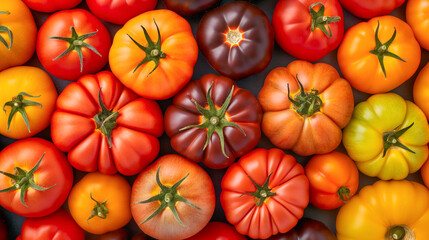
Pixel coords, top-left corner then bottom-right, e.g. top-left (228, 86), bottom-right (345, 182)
top-left (0, 66), bottom-right (57, 139)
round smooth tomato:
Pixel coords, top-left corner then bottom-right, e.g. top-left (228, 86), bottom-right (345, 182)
top-left (131, 154), bottom-right (216, 240)
top-left (0, 66), bottom-right (57, 139)
top-left (164, 0), bottom-right (220, 16)
top-left (18, 208), bottom-right (85, 240)
top-left (339, 0), bottom-right (405, 19)
top-left (0, 0), bottom-right (37, 71)
top-left (258, 60), bottom-right (354, 156)
top-left (221, 148), bottom-right (309, 239)
top-left (165, 74), bottom-right (262, 169)
top-left (338, 15), bottom-right (420, 94)
top-left (87, 0), bottom-right (157, 25)
top-left (109, 9), bottom-right (198, 100)
top-left (0, 138), bottom-right (73, 217)
top-left (407, 0), bottom-right (429, 52)
top-left (305, 151), bottom-right (359, 210)
top-left (37, 9), bottom-right (111, 81)
top-left (22, 0), bottom-right (82, 12)
top-left (413, 62), bottom-right (429, 119)
top-left (68, 172), bottom-right (132, 235)
top-left (196, 1), bottom-right (274, 80)
top-left (273, 0), bottom-right (344, 62)
top-left (421, 159), bottom-right (429, 188)
top-left (186, 222), bottom-right (246, 240)
top-left (51, 71), bottom-right (163, 176)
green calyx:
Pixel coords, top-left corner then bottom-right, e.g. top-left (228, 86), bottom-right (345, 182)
top-left (390, 226), bottom-right (405, 240)
top-left (87, 192), bottom-right (109, 222)
top-left (179, 83), bottom-right (246, 158)
top-left (369, 21), bottom-right (406, 78)
top-left (134, 165), bottom-right (200, 227)
top-left (337, 186), bottom-right (350, 203)
top-left (382, 122), bottom-right (415, 158)
top-left (288, 75), bottom-right (322, 117)
top-left (309, 2), bottom-right (341, 37)
top-left (47, 26), bottom-right (101, 72)
top-left (241, 172), bottom-right (276, 206)
top-left (0, 153), bottom-right (55, 207)
top-left (0, 11), bottom-right (13, 50)
top-left (127, 20), bottom-right (166, 76)
top-left (3, 92), bottom-right (42, 133)
top-left (93, 89), bottom-right (119, 148)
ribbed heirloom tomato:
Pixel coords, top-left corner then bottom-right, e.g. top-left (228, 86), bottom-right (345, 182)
top-left (51, 71), bottom-right (163, 176)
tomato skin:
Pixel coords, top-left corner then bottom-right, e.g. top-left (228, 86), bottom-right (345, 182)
top-left (337, 15), bottom-right (420, 94)
top-left (164, 74), bottom-right (262, 169)
top-left (22, 0), bottom-right (82, 12)
top-left (258, 60), bottom-right (354, 156)
top-left (221, 148), bottom-right (309, 239)
top-left (51, 71), bottom-right (163, 176)
top-left (186, 222), bottom-right (246, 240)
top-left (87, 0), bottom-right (157, 25)
top-left (37, 9), bottom-right (111, 81)
top-left (413, 62), bottom-right (429, 120)
top-left (0, 66), bottom-right (57, 139)
top-left (273, 0), bottom-right (344, 62)
top-left (109, 9), bottom-right (198, 100)
top-left (196, 1), bottom-right (273, 80)
top-left (68, 172), bottom-right (132, 235)
top-left (0, 138), bottom-right (73, 217)
top-left (18, 208), bottom-right (85, 240)
top-left (164, 0), bottom-right (220, 16)
top-left (407, 0), bottom-right (429, 52)
top-left (305, 151), bottom-right (359, 210)
top-left (0, 0), bottom-right (37, 71)
top-left (339, 0), bottom-right (405, 19)
top-left (267, 218), bottom-right (336, 240)
top-left (131, 154), bottom-right (216, 240)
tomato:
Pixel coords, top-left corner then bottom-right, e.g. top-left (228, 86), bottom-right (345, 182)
top-left (186, 222), bottom-right (246, 240)
top-left (0, 138), bottom-right (73, 217)
top-left (37, 9), bottom-right (111, 81)
top-left (87, 0), bottom-right (157, 25)
top-left (196, 1), bottom-right (273, 80)
top-left (51, 71), bottom-right (163, 176)
top-left (343, 93), bottom-right (429, 180)
top-left (258, 60), bottom-right (354, 156)
top-left (305, 151), bottom-right (359, 210)
top-left (336, 180), bottom-right (429, 240)
top-left (95, 229), bottom-right (129, 240)
top-left (338, 15), bottom-right (420, 94)
top-left (273, 0), bottom-right (344, 62)
top-left (18, 208), bottom-right (85, 240)
top-left (165, 74), bottom-right (262, 169)
top-left (413, 62), bottom-right (429, 119)
top-left (0, 66), bottom-right (57, 139)
top-left (407, 0), bottom-right (429, 51)
top-left (164, 0), bottom-right (220, 16)
top-left (339, 0), bottom-right (405, 19)
top-left (422, 160), bottom-right (429, 188)
top-left (68, 172), bottom-right (131, 235)
top-left (22, 0), bottom-right (82, 12)
top-left (0, 0), bottom-right (37, 71)
top-left (131, 154), bottom-right (215, 240)
top-left (268, 218), bottom-right (336, 240)
top-left (221, 148), bottom-right (309, 239)
top-left (109, 9), bottom-right (198, 100)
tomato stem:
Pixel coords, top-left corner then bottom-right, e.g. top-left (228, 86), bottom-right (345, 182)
top-left (3, 92), bottom-right (42, 133)
top-left (240, 172), bottom-right (276, 206)
top-left (382, 122), bottom-right (415, 158)
top-left (93, 89), bottom-right (119, 148)
top-left (87, 192), bottom-right (109, 222)
top-left (337, 186), bottom-right (350, 203)
top-left (287, 75), bottom-right (322, 117)
top-left (309, 2), bottom-right (341, 37)
top-left (0, 11), bottom-right (13, 50)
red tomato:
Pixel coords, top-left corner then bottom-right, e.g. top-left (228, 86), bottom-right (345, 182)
top-left (87, 0), bottom-right (157, 25)
top-left (186, 222), bottom-right (246, 240)
top-left (339, 0), bottom-right (405, 19)
top-left (0, 138), bottom-right (73, 217)
top-left (36, 9), bottom-right (111, 81)
top-left (22, 0), bottom-right (82, 12)
top-left (18, 208), bottom-right (85, 240)
top-left (273, 0), bottom-right (344, 62)
top-left (221, 148), bottom-right (309, 239)
top-left (51, 71), bottom-right (163, 176)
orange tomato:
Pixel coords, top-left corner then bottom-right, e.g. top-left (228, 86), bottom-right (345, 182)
top-left (338, 15), bottom-right (420, 94)
top-left (421, 159), bottom-right (429, 188)
top-left (406, 0), bottom-right (429, 51)
top-left (68, 172), bottom-right (132, 235)
top-left (413, 62), bottom-right (429, 119)
top-left (0, 66), bottom-right (57, 139)
top-left (109, 9), bottom-right (198, 100)
top-left (305, 151), bottom-right (359, 210)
